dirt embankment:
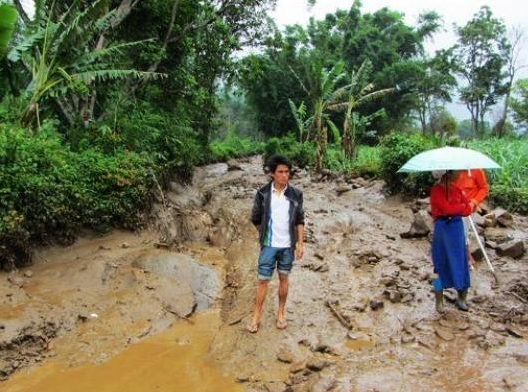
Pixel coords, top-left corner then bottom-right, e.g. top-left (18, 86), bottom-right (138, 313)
top-left (1, 156), bottom-right (528, 392)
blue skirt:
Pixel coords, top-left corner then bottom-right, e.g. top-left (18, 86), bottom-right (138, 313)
top-left (432, 217), bottom-right (470, 291)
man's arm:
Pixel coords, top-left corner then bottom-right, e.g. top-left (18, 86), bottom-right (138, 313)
top-left (295, 224), bottom-right (304, 260)
top-left (250, 192), bottom-right (262, 229)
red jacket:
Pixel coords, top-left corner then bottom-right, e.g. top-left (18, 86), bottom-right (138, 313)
top-left (430, 183), bottom-right (472, 220)
top-left (453, 169), bottom-right (488, 205)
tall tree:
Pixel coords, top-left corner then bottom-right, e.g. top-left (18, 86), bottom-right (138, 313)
top-left (496, 26), bottom-right (527, 137)
top-left (510, 78), bottom-right (528, 134)
top-left (453, 6), bottom-right (510, 137)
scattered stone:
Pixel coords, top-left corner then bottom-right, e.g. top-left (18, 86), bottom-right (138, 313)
top-left (417, 337), bottom-right (437, 350)
top-left (306, 359), bottom-right (333, 372)
top-left (505, 326), bottom-right (524, 338)
top-left (336, 185), bottom-right (351, 195)
top-left (23, 270), bottom-right (33, 278)
top-left (435, 327), bottom-right (455, 341)
top-left (314, 252), bottom-right (324, 260)
top-left (310, 374), bottom-right (336, 392)
top-left (456, 322), bottom-right (470, 331)
top-left (484, 228), bottom-right (510, 244)
top-left (389, 291), bottom-right (402, 303)
top-left (496, 240), bottom-right (525, 259)
top-left (380, 277), bottom-right (396, 287)
top-left (401, 293), bottom-right (414, 304)
top-left (7, 276), bottom-right (24, 288)
top-left (401, 334), bottom-right (415, 344)
top-left (236, 374), bottom-right (250, 383)
top-left (493, 208), bottom-right (513, 227)
top-left (289, 361), bottom-right (306, 374)
top-left (277, 348), bottom-right (295, 364)
top-left (472, 213), bottom-right (486, 227)
top-left (369, 299), bottom-right (384, 311)
top-left (482, 213), bottom-right (497, 228)
top-left (400, 210), bottom-right (433, 238)
top-left (227, 317), bottom-right (242, 326)
top-left (226, 160), bottom-right (243, 171)
top-left (121, 242), bottom-right (130, 249)
top-left (264, 381), bottom-right (286, 392)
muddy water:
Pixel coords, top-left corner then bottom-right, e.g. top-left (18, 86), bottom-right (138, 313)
top-left (1, 311), bottom-right (242, 392)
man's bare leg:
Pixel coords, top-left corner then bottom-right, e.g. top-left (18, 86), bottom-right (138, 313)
top-left (277, 273), bottom-right (289, 329)
top-left (247, 280), bottom-right (269, 333)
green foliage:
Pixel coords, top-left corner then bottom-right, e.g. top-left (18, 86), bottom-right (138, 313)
top-left (0, 3), bottom-right (17, 58)
top-left (467, 138), bottom-right (528, 213)
top-left (263, 135), bottom-right (316, 169)
top-left (510, 79), bottom-right (528, 133)
top-left (326, 146), bottom-right (382, 178)
top-left (210, 132), bottom-right (264, 162)
top-left (0, 122), bottom-right (155, 269)
top-left (453, 6), bottom-right (509, 136)
top-left (380, 132), bottom-right (439, 196)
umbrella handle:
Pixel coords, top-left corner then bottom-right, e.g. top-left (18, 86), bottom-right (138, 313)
top-left (468, 215), bottom-right (497, 277)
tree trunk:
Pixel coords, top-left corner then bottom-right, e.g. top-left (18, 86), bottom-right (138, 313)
top-left (341, 110), bottom-right (352, 158)
top-left (314, 104), bottom-right (324, 172)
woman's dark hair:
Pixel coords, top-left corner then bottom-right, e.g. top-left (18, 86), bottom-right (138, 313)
top-left (266, 155), bottom-right (292, 173)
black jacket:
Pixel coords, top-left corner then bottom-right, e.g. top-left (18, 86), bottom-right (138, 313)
top-left (250, 182), bottom-right (304, 249)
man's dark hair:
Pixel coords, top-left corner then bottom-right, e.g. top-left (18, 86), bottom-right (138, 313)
top-left (266, 154), bottom-right (292, 173)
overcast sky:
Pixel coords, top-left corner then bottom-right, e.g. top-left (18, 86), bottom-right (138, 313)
top-left (271, 0), bottom-right (528, 120)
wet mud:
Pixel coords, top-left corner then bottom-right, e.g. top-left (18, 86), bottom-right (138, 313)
top-left (1, 156), bottom-right (527, 392)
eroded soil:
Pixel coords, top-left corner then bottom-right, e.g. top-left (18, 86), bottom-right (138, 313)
top-left (1, 156), bottom-right (527, 392)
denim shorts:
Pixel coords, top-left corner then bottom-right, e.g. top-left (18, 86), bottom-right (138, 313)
top-left (257, 246), bottom-right (294, 280)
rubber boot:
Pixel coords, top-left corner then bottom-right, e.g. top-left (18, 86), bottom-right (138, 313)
top-left (435, 290), bottom-right (445, 314)
top-left (456, 289), bottom-right (469, 311)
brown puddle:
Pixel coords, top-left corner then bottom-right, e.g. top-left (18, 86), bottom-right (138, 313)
top-left (1, 310), bottom-right (243, 392)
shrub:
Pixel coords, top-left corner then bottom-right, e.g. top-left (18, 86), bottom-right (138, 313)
top-left (326, 146), bottom-right (382, 178)
top-left (380, 132), bottom-right (439, 196)
top-left (209, 131), bottom-right (264, 162)
top-left (0, 123), bottom-right (154, 269)
top-left (263, 134), bottom-right (316, 168)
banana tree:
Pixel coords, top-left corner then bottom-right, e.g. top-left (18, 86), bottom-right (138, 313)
top-left (7, 0), bottom-right (165, 129)
top-left (0, 3), bottom-right (18, 58)
top-left (291, 60), bottom-right (346, 171)
top-left (328, 60), bottom-right (393, 159)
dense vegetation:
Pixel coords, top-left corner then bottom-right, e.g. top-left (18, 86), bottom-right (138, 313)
top-left (0, 0), bottom-right (527, 269)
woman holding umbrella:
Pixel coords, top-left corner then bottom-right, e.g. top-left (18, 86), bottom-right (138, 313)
top-left (430, 170), bottom-right (473, 312)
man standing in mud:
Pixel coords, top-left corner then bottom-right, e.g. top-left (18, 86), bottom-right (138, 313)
top-left (247, 155), bottom-right (304, 333)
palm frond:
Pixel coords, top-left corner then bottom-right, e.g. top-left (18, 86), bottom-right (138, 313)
top-left (54, 0), bottom-right (107, 55)
top-left (73, 69), bottom-right (166, 83)
top-left (326, 118), bottom-right (341, 145)
top-left (355, 88), bottom-right (394, 107)
top-left (7, 29), bottom-right (46, 62)
top-left (75, 39), bottom-right (153, 68)
top-left (327, 102), bottom-right (348, 112)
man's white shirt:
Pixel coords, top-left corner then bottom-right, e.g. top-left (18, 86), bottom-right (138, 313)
top-left (268, 183), bottom-right (291, 248)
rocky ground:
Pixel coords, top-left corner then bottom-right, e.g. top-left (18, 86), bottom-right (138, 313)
top-left (1, 156), bottom-right (527, 392)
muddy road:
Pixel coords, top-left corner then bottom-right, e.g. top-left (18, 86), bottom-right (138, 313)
top-left (1, 156), bottom-right (527, 392)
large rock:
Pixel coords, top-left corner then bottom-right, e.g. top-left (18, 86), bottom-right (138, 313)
top-left (493, 208), bottom-right (514, 227)
top-left (496, 240), bottom-right (525, 259)
top-left (484, 228), bottom-right (511, 244)
top-left (482, 213), bottom-right (497, 228)
top-left (400, 210), bottom-right (432, 238)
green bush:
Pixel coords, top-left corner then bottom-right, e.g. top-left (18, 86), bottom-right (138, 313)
top-left (326, 146), bottom-right (382, 178)
top-left (0, 123), bottom-right (155, 269)
top-left (209, 132), bottom-right (264, 162)
top-left (263, 134), bottom-right (316, 168)
top-left (380, 132), bottom-right (440, 196)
